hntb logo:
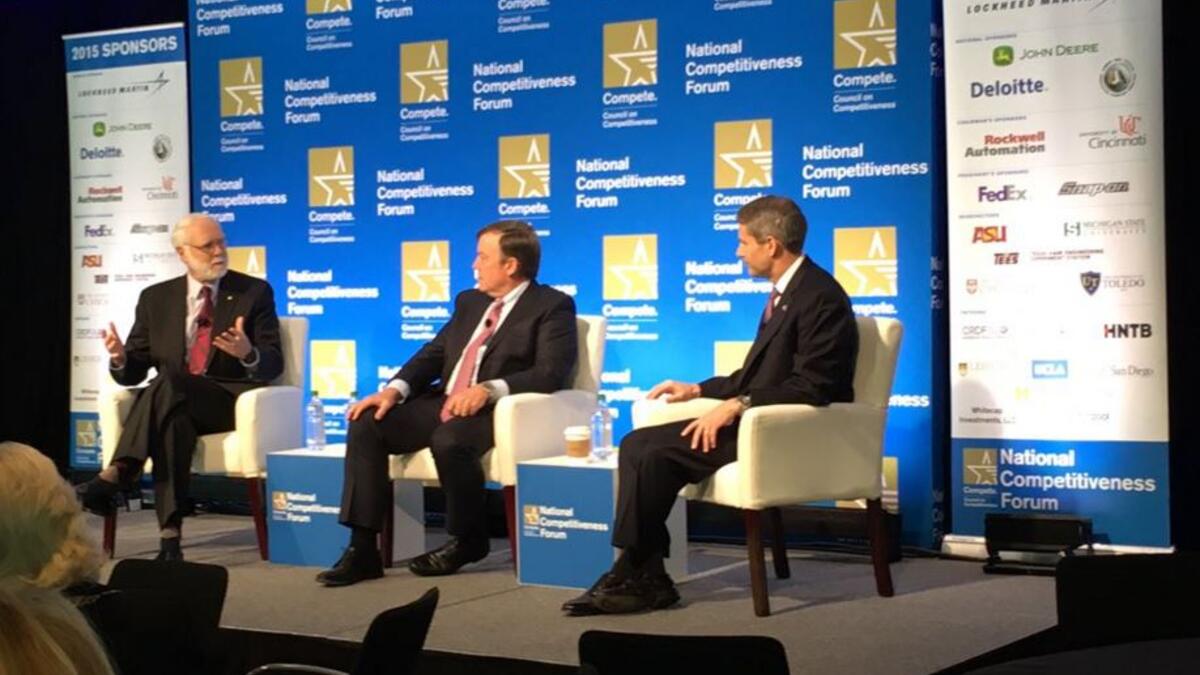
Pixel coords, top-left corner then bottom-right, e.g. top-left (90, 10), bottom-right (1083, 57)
top-left (962, 448), bottom-right (998, 485)
top-left (227, 247), bottom-right (267, 279)
top-left (498, 134), bottom-right (550, 198)
top-left (604, 235), bottom-right (658, 300)
top-left (714, 341), bottom-right (753, 377)
top-left (219, 57), bottom-right (264, 117)
top-left (310, 340), bottom-right (357, 399)
top-left (714, 120), bottom-right (772, 189)
top-left (604, 19), bottom-right (658, 88)
top-left (400, 40), bottom-right (449, 103)
top-left (977, 185), bottom-right (1026, 202)
top-left (972, 226), bottom-right (1007, 243)
top-left (401, 241), bottom-right (451, 302)
top-left (992, 45), bottom-right (1013, 66)
top-left (834, 227), bottom-right (898, 297)
top-left (307, 0), bottom-right (352, 12)
top-left (1032, 360), bottom-right (1068, 379)
top-left (1104, 323), bottom-right (1152, 339)
top-left (308, 146), bottom-right (355, 207)
top-left (834, 0), bottom-right (897, 69)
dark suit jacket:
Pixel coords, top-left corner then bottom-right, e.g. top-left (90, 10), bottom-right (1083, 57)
top-left (394, 281), bottom-right (578, 397)
top-left (699, 258), bottom-right (858, 407)
top-left (111, 270), bottom-right (284, 393)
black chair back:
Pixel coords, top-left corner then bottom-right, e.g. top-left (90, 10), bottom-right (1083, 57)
top-left (353, 587), bottom-right (440, 675)
top-left (578, 630), bottom-right (788, 675)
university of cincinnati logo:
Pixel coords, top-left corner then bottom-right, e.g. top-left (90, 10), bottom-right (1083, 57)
top-left (310, 340), bottom-right (356, 399)
top-left (604, 19), bottom-right (657, 88)
top-left (713, 120), bottom-right (772, 189)
top-left (834, 227), bottom-right (898, 296)
top-left (402, 241), bottom-right (451, 302)
top-left (75, 419), bottom-right (99, 448)
top-left (834, 0), bottom-right (898, 69)
top-left (227, 247), bottom-right (267, 279)
top-left (308, 146), bottom-right (355, 207)
top-left (603, 235), bottom-right (658, 300)
top-left (307, 0), bottom-right (352, 13)
top-left (498, 134), bottom-right (550, 198)
top-left (219, 57), bottom-right (263, 117)
top-left (400, 40), bottom-right (449, 103)
top-left (962, 448), bottom-right (998, 485)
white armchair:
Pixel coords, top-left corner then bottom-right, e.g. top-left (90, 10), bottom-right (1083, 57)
top-left (631, 316), bottom-right (903, 616)
top-left (382, 315), bottom-right (607, 568)
top-left (98, 317), bottom-right (309, 560)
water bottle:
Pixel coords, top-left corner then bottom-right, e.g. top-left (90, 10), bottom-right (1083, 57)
top-left (590, 394), bottom-right (613, 462)
top-left (306, 390), bottom-right (326, 451)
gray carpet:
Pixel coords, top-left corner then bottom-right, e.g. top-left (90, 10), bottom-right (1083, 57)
top-left (90, 510), bottom-right (1055, 674)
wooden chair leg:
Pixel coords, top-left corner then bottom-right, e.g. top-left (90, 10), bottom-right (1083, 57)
top-left (380, 481), bottom-right (395, 568)
top-left (103, 512), bottom-right (117, 559)
top-left (767, 507), bottom-right (790, 579)
top-left (867, 498), bottom-right (895, 597)
top-left (246, 477), bottom-right (268, 561)
top-left (502, 485), bottom-right (518, 571)
top-left (744, 509), bottom-right (770, 617)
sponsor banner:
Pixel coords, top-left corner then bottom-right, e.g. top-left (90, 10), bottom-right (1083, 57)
top-left (65, 24), bottom-right (191, 468)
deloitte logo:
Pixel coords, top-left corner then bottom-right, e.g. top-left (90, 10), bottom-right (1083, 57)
top-left (970, 77), bottom-right (1046, 98)
top-left (80, 146), bottom-right (122, 160)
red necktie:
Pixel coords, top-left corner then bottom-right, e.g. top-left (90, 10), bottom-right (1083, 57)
top-left (762, 288), bottom-right (782, 324)
top-left (441, 300), bottom-right (504, 422)
top-left (188, 286), bottom-right (213, 375)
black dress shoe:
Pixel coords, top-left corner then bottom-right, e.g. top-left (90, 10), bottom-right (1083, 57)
top-left (408, 538), bottom-right (489, 577)
top-left (592, 572), bottom-right (681, 614)
top-left (562, 572), bottom-right (624, 616)
top-left (154, 538), bottom-right (184, 562)
top-left (316, 546), bottom-right (384, 587)
top-left (77, 477), bottom-right (121, 516)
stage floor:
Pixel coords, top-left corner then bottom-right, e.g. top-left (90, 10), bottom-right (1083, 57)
top-left (89, 510), bottom-right (1055, 674)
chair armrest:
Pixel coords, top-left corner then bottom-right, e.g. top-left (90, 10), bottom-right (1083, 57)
top-left (99, 387), bottom-right (141, 466)
top-left (631, 398), bottom-right (724, 429)
top-left (246, 665), bottom-right (348, 675)
top-left (235, 386), bottom-right (303, 477)
top-left (736, 402), bottom-right (888, 508)
top-left (491, 390), bottom-right (597, 485)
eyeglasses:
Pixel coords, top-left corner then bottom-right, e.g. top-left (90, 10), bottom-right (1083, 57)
top-left (185, 238), bottom-right (227, 255)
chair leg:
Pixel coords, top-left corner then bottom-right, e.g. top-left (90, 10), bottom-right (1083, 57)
top-left (767, 507), bottom-right (790, 580)
top-left (381, 481), bottom-right (395, 568)
top-left (246, 477), bottom-right (268, 561)
top-left (103, 512), bottom-right (117, 559)
top-left (502, 485), bottom-right (518, 571)
top-left (744, 509), bottom-right (770, 617)
top-left (867, 498), bottom-right (895, 597)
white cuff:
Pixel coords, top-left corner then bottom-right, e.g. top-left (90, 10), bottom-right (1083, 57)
top-left (386, 379), bottom-right (411, 402)
top-left (482, 379), bottom-right (509, 402)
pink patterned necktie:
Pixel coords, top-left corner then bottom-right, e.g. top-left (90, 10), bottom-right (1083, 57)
top-left (441, 300), bottom-right (504, 422)
top-left (188, 286), bottom-right (213, 375)
top-left (762, 288), bottom-right (782, 324)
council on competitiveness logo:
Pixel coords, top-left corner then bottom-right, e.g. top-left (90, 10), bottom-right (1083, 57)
top-left (402, 241), bottom-right (451, 302)
top-left (834, 226), bottom-right (898, 296)
top-left (714, 119), bottom-right (772, 189)
top-left (962, 448), bottom-right (998, 485)
top-left (227, 247), bottom-right (266, 279)
top-left (310, 340), bottom-right (356, 399)
top-left (308, 146), bottom-right (355, 207)
top-left (604, 19), bottom-right (657, 88)
top-left (834, 0), bottom-right (898, 69)
top-left (219, 57), bottom-right (263, 117)
top-left (498, 134), bottom-right (550, 198)
top-left (400, 40), bottom-right (449, 103)
top-left (307, 0), bottom-right (352, 13)
top-left (603, 235), bottom-right (658, 300)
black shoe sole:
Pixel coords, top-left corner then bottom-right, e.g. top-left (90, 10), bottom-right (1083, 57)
top-left (316, 570), bottom-right (384, 587)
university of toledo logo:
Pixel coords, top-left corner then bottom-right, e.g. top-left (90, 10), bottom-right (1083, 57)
top-left (604, 19), bottom-right (657, 88)
top-left (310, 340), bottom-right (356, 399)
top-left (713, 120), bottom-right (772, 189)
top-left (227, 247), bottom-right (267, 279)
top-left (498, 134), bottom-right (550, 198)
top-left (75, 419), bottom-right (99, 449)
top-left (400, 40), bottom-right (449, 103)
top-left (307, 0), bottom-right (352, 12)
top-left (1080, 271), bottom-right (1101, 296)
top-left (834, 0), bottom-right (898, 69)
top-left (834, 227), bottom-right (898, 296)
top-left (219, 57), bottom-right (263, 117)
top-left (402, 241), bottom-right (451, 302)
top-left (962, 448), bottom-right (998, 485)
top-left (713, 341), bottom-right (753, 376)
top-left (309, 146), bottom-right (355, 207)
top-left (603, 235), bottom-right (658, 300)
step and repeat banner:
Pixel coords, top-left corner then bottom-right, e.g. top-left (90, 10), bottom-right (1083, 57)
top-left (65, 24), bottom-right (191, 468)
top-left (944, 2), bottom-right (1169, 546)
top-left (188, 0), bottom-right (943, 545)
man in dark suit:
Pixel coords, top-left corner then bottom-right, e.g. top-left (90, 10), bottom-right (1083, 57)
top-left (565, 195), bottom-right (859, 614)
top-left (78, 214), bottom-right (283, 561)
top-left (318, 220), bottom-right (578, 586)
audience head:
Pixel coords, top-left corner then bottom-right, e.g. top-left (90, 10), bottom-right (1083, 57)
top-left (0, 580), bottom-right (115, 675)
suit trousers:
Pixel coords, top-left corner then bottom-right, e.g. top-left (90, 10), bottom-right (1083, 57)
top-left (339, 394), bottom-right (495, 541)
top-left (611, 419), bottom-right (740, 556)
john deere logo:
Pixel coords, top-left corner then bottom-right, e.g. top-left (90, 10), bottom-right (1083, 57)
top-left (993, 45), bottom-right (1014, 66)
top-left (400, 40), bottom-right (449, 103)
top-left (714, 120), bottom-right (772, 189)
top-left (603, 235), bottom-right (658, 300)
top-left (92, 122), bottom-right (106, 137)
top-left (219, 57), bottom-right (263, 117)
top-left (603, 19), bottom-right (658, 88)
top-left (401, 241), bottom-right (450, 302)
top-left (1080, 271), bottom-right (1100, 296)
top-left (523, 505), bottom-right (540, 527)
top-left (310, 340), bottom-right (356, 399)
top-left (834, 227), bottom-right (898, 297)
top-left (227, 247), bottom-right (267, 279)
top-left (307, 0), bottom-right (352, 12)
top-left (834, 0), bottom-right (897, 69)
top-left (498, 134), bottom-right (550, 199)
top-left (713, 341), bottom-right (753, 376)
top-left (308, 146), bottom-right (355, 207)
top-left (75, 419), bottom-right (99, 448)
top-left (963, 448), bottom-right (998, 485)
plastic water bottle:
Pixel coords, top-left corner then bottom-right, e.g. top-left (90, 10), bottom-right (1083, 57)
top-left (590, 394), bottom-right (613, 462)
top-left (306, 390), bottom-right (326, 451)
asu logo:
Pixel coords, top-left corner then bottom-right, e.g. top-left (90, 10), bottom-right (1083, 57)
top-left (307, 0), bottom-right (352, 13)
top-left (523, 505), bottom-right (540, 527)
top-left (401, 241), bottom-right (451, 302)
top-left (713, 341), bottom-right (753, 377)
top-left (308, 146), bottom-right (355, 207)
top-left (227, 247), bottom-right (267, 279)
top-left (962, 448), bottom-right (998, 486)
top-left (400, 40), bottom-right (449, 104)
top-left (219, 57), bottom-right (263, 117)
top-left (604, 19), bottom-right (658, 88)
top-left (972, 226), bottom-right (1007, 243)
top-left (498, 134), bottom-right (550, 199)
top-left (75, 419), bottom-right (99, 449)
top-left (604, 235), bottom-right (658, 301)
top-left (310, 340), bottom-right (356, 399)
top-left (714, 120), bottom-right (772, 189)
top-left (834, 227), bottom-right (898, 297)
top-left (834, 0), bottom-right (898, 70)
top-left (82, 254), bottom-right (103, 268)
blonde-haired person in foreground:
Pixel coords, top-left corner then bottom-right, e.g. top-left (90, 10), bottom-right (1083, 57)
top-left (0, 580), bottom-right (116, 675)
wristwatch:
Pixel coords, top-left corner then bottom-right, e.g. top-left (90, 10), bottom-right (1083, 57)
top-left (736, 393), bottom-right (751, 412)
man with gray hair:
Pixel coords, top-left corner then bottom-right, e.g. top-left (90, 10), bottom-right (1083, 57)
top-left (77, 214), bottom-right (283, 560)
top-left (566, 195), bottom-right (859, 615)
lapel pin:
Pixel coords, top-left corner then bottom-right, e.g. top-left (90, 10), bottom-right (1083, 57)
top-left (226, 295), bottom-right (234, 301)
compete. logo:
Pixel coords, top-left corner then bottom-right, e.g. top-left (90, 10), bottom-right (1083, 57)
top-left (310, 340), bottom-right (357, 399)
top-left (220, 57), bottom-right (264, 117)
top-left (498, 134), bottom-right (550, 199)
top-left (227, 247), bottom-right (267, 279)
top-left (401, 241), bottom-right (451, 302)
top-left (308, 146), bottom-right (355, 207)
top-left (714, 119), bottom-right (772, 189)
top-left (400, 40), bottom-right (449, 103)
top-left (603, 19), bottom-right (658, 88)
top-left (962, 448), bottom-right (998, 485)
top-left (834, 0), bottom-right (897, 69)
top-left (603, 235), bottom-right (658, 300)
top-left (834, 226), bottom-right (898, 297)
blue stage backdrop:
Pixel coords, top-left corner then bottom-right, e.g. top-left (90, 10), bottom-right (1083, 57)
top-left (188, 0), bottom-right (944, 547)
